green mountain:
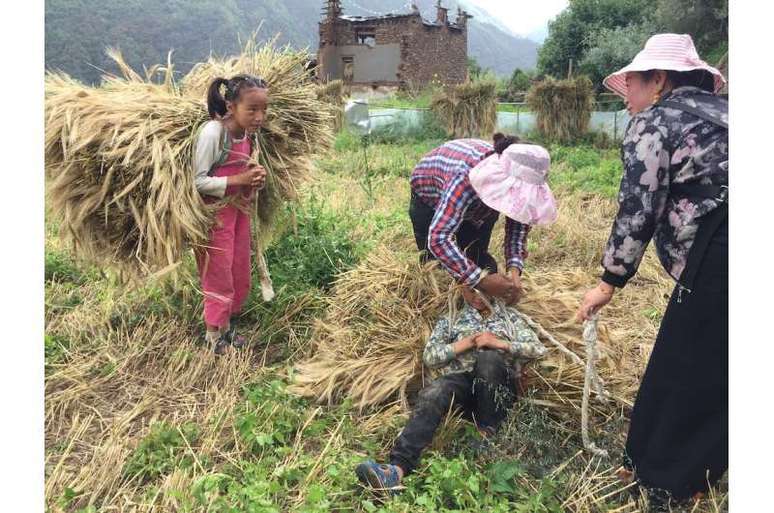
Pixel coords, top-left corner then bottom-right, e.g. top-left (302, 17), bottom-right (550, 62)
top-left (45, 0), bottom-right (539, 84)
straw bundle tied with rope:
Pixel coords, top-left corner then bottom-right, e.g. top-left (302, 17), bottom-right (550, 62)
top-left (526, 76), bottom-right (595, 144)
top-left (430, 80), bottom-right (498, 138)
top-left (45, 40), bottom-right (334, 277)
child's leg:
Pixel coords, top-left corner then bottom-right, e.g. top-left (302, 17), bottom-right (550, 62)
top-left (197, 207), bottom-right (238, 331)
top-left (230, 208), bottom-right (252, 317)
top-left (389, 372), bottom-right (473, 475)
top-left (471, 350), bottom-right (517, 431)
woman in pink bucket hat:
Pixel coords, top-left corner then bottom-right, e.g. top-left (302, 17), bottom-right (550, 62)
top-left (409, 134), bottom-right (557, 305)
top-left (576, 34), bottom-right (728, 509)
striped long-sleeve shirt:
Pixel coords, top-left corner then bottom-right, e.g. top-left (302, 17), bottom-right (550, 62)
top-left (410, 139), bottom-right (531, 286)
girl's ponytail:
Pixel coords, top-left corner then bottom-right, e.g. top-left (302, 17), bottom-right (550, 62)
top-left (207, 78), bottom-right (230, 119)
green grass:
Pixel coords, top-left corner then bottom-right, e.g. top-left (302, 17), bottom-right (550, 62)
top-left (547, 144), bottom-right (622, 198)
top-left (369, 90), bottom-right (434, 110)
top-left (123, 421), bottom-right (201, 484)
top-left (496, 104), bottom-right (532, 114)
top-left (45, 130), bottom-right (727, 513)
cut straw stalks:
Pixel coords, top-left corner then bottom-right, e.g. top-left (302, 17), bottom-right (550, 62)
top-left (290, 251), bottom-right (455, 412)
top-left (526, 75), bottom-right (595, 144)
top-left (45, 40), bottom-right (334, 278)
top-left (430, 80), bottom-right (498, 138)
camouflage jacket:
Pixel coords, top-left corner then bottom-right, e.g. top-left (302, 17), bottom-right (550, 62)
top-left (422, 301), bottom-right (547, 376)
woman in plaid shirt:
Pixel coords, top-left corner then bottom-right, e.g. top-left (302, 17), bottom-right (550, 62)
top-left (409, 134), bottom-right (557, 305)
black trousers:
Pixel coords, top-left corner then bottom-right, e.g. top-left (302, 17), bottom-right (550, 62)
top-left (389, 351), bottom-right (516, 474)
top-left (408, 192), bottom-right (498, 274)
top-left (624, 219), bottom-right (728, 501)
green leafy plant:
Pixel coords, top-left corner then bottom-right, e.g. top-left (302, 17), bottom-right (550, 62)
top-left (123, 422), bottom-right (200, 483)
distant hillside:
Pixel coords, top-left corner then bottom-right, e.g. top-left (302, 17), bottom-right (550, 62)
top-left (45, 0), bottom-right (539, 84)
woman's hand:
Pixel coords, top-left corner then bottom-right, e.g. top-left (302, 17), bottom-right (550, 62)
top-left (477, 274), bottom-right (518, 303)
top-left (576, 282), bottom-right (616, 322)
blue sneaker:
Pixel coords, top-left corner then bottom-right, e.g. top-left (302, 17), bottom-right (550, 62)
top-left (355, 460), bottom-right (402, 495)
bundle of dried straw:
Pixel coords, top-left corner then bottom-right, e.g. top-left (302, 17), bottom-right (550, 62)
top-left (430, 80), bottom-right (498, 138)
top-left (526, 76), bottom-right (595, 144)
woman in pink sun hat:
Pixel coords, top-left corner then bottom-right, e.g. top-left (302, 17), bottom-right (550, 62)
top-left (576, 34), bottom-right (728, 509)
top-left (409, 134), bottom-right (557, 305)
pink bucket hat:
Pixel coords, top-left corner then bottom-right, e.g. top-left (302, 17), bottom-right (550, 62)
top-left (469, 144), bottom-right (558, 226)
top-left (603, 33), bottom-right (726, 98)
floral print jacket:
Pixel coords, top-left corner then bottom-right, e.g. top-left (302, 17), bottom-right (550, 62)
top-left (601, 86), bottom-right (728, 288)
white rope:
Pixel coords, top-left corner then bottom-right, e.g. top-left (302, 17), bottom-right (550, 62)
top-left (581, 315), bottom-right (609, 458)
top-left (256, 247), bottom-right (275, 302)
top-left (517, 311), bottom-right (585, 367)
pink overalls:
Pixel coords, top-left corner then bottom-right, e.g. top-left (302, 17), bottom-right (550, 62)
top-left (196, 137), bottom-right (253, 329)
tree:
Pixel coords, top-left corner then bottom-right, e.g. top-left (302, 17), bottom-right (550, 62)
top-left (467, 57), bottom-right (484, 80)
top-left (580, 21), bottom-right (658, 91)
top-left (507, 68), bottom-right (532, 93)
top-left (539, 0), bottom-right (728, 91)
top-left (655, 0), bottom-right (728, 55)
top-left (537, 0), bottom-right (650, 79)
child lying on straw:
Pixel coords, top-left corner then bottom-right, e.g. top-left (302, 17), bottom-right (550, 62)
top-left (356, 280), bottom-right (547, 494)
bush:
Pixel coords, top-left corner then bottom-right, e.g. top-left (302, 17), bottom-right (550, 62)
top-left (265, 199), bottom-right (359, 295)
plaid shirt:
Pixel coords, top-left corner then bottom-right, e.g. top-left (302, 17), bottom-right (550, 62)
top-left (410, 139), bottom-right (531, 286)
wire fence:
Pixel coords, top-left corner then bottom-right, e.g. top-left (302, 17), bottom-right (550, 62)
top-left (360, 100), bottom-right (631, 141)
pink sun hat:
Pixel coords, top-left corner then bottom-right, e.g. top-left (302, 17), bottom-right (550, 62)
top-left (603, 33), bottom-right (726, 98)
top-left (469, 144), bottom-right (558, 226)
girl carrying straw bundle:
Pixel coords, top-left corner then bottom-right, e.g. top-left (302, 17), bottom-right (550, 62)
top-left (194, 75), bottom-right (268, 355)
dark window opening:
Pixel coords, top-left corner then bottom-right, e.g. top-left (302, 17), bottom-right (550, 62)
top-left (356, 31), bottom-right (376, 47)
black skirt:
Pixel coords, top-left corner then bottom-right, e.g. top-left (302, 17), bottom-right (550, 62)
top-left (624, 217), bottom-right (728, 501)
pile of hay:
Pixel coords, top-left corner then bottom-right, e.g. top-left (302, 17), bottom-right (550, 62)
top-left (526, 76), bottom-right (595, 144)
top-left (291, 251), bottom-right (454, 411)
top-left (430, 80), bottom-right (497, 138)
top-left (315, 79), bottom-right (346, 131)
top-left (45, 41), bottom-right (334, 276)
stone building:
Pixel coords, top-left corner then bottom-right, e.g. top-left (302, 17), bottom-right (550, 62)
top-left (317, 1), bottom-right (471, 91)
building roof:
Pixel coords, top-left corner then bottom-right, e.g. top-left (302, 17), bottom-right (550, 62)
top-left (339, 13), bottom-right (416, 23)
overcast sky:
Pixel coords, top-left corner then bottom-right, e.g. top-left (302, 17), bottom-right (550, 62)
top-left (471, 0), bottom-right (568, 37)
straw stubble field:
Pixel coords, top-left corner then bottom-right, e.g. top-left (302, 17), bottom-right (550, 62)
top-left (45, 133), bottom-right (728, 512)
